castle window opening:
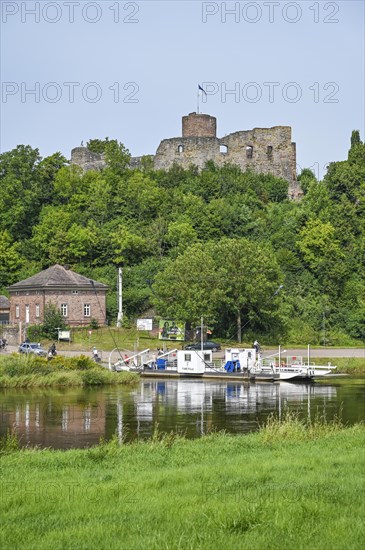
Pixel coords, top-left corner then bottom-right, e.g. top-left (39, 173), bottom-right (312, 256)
top-left (177, 145), bottom-right (184, 153)
top-left (220, 145), bottom-right (228, 154)
top-left (246, 145), bottom-right (253, 159)
top-left (267, 145), bottom-right (273, 158)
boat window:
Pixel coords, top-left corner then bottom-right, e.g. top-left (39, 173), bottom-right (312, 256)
top-left (204, 353), bottom-right (210, 362)
top-left (184, 353), bottom-right (191, 362)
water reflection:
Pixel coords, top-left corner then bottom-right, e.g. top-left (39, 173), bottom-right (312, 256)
top-left (0, 379), bottom-right (363, 450)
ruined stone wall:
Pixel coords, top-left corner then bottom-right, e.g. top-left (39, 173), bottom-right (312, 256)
top-left (71, 147), bottom-right (106, 171)
top-left (70, 115), bottom-right (301, 198)
top-left (154, 137), bottom-right (219, 171)
top-left (154, 126), bottom-right (297, 188)
top-left (71, 147), bottom-right (144, 172)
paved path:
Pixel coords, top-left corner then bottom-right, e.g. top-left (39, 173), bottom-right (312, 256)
top-left (2, 345), bottom-right (364, 359)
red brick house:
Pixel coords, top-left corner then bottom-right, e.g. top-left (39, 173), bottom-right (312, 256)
top-left (8, 265), bottom-right (108, 326)
top-left (0, 295), bottom-right (10, 323)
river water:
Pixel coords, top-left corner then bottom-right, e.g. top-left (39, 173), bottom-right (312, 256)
top-left (0, 378), bottom-right (364, 449)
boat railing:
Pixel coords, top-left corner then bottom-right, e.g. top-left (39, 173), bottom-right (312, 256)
top-left (259, 357), bottom-right (314, 374)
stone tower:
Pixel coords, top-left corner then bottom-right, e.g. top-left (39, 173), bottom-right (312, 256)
top-left (182, 112), bottom-right (217, 138)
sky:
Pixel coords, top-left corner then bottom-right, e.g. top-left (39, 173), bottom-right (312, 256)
top-left (1, 0), bottom-right (364, 179)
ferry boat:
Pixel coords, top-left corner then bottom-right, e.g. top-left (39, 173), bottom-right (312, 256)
top-left (110, 345), bottom-right (336, 382)
top-left (110, 347), bottom-right (278, 381)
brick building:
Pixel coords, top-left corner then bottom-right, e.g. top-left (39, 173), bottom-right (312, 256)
top-left (8, 265), bottom-right (108, 326)
top-left (0, 295), bottom-right (10, 323)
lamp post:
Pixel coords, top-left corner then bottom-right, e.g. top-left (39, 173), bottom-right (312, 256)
top-left (116, 266), bottom-right (123, 328)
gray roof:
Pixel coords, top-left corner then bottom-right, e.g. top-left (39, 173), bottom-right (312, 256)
top-left (8, 265), bottom-right (108, 291)
top-left (0, 295), bottom-right (10, 308)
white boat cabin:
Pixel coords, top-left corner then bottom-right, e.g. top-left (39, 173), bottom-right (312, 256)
top-left (177, 350), bottom-right (213, 374)
top-left (224, 348), bottom-right (257, 372)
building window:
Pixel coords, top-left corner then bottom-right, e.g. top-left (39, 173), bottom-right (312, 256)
top-left (35, 304), bottom-right (40, 318)
top-left (220, 145), bottom-right (228, 154)
top-left (246, 146), bottom-right (253, 159)
top-left (267, 145), bottom-right (273, 158)
top-left (61, 304), bottom-right (68, 317)
top-left (84, 304), bottom-right (91, 317)
top-left (177, 144), bottom-right (184, 153)
top-left (15, 291), bottom-right (19, 296)
top-left (72, 290), bottom-right (78, 295)
top-left (15, 305), bottom-right (20, 318)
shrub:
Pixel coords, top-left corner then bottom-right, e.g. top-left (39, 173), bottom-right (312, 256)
top-left (81, 367), bottom-right (108, 385)
top-left (89, 318), bottom-right (100, 330)
top-left (26, 325), bottom-right (43, 341)
top-left (2, 355), bottom-right (53, 377)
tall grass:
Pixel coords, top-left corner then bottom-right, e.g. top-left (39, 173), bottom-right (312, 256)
top-left (0, 429), bottom-right (19, 454)
top-left (259, 409), bottom-right (348, 443)
top-left (0, 353), bottom-right (138, 388)
top-left (315, 357), bottom-right (365, 375)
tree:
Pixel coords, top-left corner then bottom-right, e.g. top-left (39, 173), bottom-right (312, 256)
top-left (297, 168), bottom-right (317, 195)
top-left (211, 238), bottom-right (283, 342)
top-left (0, 145), bottom-right (41, 239)
top-left (296, 219), bottom-right (346, 289)
top-left (111, 226), bottom-right (150, 266)
top-left (41, 303), bottom-right (66, 340)
top-left (104, 140), bottom-right (131, 174)
top-left (165, 221), bottom-right (198, 257)
top-left (348, 130), bottom-right (365, 166)
top-left (87, 138), bottom-right (111, 154)
top-left (152, 243), bottom-right (224, 326)
top-left (153, 238), bottom-right (283, 342)
top-left (0, 231), bottom-right (23, 289)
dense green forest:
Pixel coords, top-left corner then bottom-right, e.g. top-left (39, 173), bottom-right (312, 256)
top-left (1, 132), bottom-right (364, 344)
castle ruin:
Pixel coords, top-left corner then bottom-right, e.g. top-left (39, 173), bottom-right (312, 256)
top-left (71, 113), bottom-right (302, 198)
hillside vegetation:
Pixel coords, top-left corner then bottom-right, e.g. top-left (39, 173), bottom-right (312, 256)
top-left (1, 133), bottom-right (364, 344)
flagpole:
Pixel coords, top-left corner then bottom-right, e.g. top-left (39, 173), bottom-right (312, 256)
top-left (197, 86), bottom-right (199, 114)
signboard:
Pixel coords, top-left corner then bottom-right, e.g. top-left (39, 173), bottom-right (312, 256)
top-left (137, 318), bottom-right (153, 331)
top-left (58, 330), bottom-right (71, 342)
top-left (159, 320), bottom-right (185, 341)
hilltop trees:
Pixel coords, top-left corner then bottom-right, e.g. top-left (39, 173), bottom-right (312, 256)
top-left (0, 130), bottom-right (364, 344)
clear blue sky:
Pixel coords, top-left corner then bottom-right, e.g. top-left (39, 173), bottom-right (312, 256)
top-left (1, 0), bottom-right (364, 179)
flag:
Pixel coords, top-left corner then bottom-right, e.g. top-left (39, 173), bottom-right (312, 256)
top-left (198, 84), bottom-right (207, 95)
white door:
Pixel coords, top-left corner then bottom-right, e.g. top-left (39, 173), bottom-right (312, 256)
top-left (25, 305), bottom-right (30, 324)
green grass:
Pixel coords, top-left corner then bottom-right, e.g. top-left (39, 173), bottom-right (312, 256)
top-left (1, 417), bottom-right (364, 550)
top-left (57, 326), bottom-right (167, 353)
top-left (0, 354), bottom-right (138, 388)
top-left (311, 357), bottom-right (365, 375)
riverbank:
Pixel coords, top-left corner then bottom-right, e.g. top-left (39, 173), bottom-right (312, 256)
top-left (317, 357), bottom-right (365, 375)
top-left (1, 418), bottom-right (364, 550)
top-left (0, 354), bottom-right (138, 388)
